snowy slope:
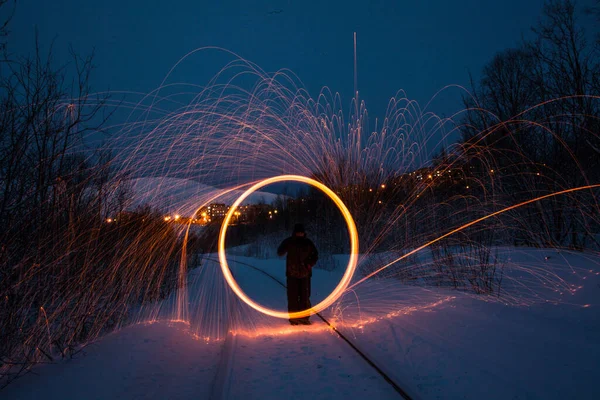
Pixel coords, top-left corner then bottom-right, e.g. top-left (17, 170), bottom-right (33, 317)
top-left (3, 249), bottom-right (600, 399)
top-left (122, 177), bottom-right (282, 215)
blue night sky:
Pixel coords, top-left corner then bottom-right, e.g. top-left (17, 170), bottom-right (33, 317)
top-left (8, 0), bottom-right (598, 128)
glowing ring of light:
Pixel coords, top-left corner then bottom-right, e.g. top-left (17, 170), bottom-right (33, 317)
top-left (218, 175), bottom-right (359, 319)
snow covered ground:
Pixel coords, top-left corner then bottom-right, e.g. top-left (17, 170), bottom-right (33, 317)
top-left (3, 248), bottom-right (600, 399)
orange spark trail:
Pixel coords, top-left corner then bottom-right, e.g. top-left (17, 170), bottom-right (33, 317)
top-left (178, 182), bottom-right (257, 322)
top-left (349, 184), bottom-right (600, 290)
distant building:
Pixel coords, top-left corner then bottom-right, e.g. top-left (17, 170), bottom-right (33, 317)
top-left (195, 203), bottom-right (229, 223)
top-left (195, 203), bottom-right (276, 225)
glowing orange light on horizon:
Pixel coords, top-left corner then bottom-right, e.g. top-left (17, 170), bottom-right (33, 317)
top-left (218, 175), bottom-right (359, 320)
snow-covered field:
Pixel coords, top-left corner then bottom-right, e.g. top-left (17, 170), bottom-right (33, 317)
top-left (3, 248), bottom-right (600, 399)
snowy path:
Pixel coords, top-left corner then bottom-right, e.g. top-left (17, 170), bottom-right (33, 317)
top-left (219, 257), bottom-right (402, 399)
top-left (224, 321), bottom-right (399, 400)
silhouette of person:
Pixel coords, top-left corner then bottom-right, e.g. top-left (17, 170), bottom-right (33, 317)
top-left (277, 223), bottom-right (319, 325)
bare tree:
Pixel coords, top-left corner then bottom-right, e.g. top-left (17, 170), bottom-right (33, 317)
top-left (0, 0), bottom-right (15, 57)
top-left (531, 0), bottom-right (600, 170)
top-left (461, 0), bottom-right (600, 249)
top-left (0, 22), bottom-right (187, 389)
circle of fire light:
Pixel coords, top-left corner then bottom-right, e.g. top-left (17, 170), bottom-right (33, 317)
top-left (218, 175), bottom-right (359, 319)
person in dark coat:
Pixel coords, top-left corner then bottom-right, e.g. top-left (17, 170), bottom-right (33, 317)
top-left (277, 223), bottom-right (318, 325)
